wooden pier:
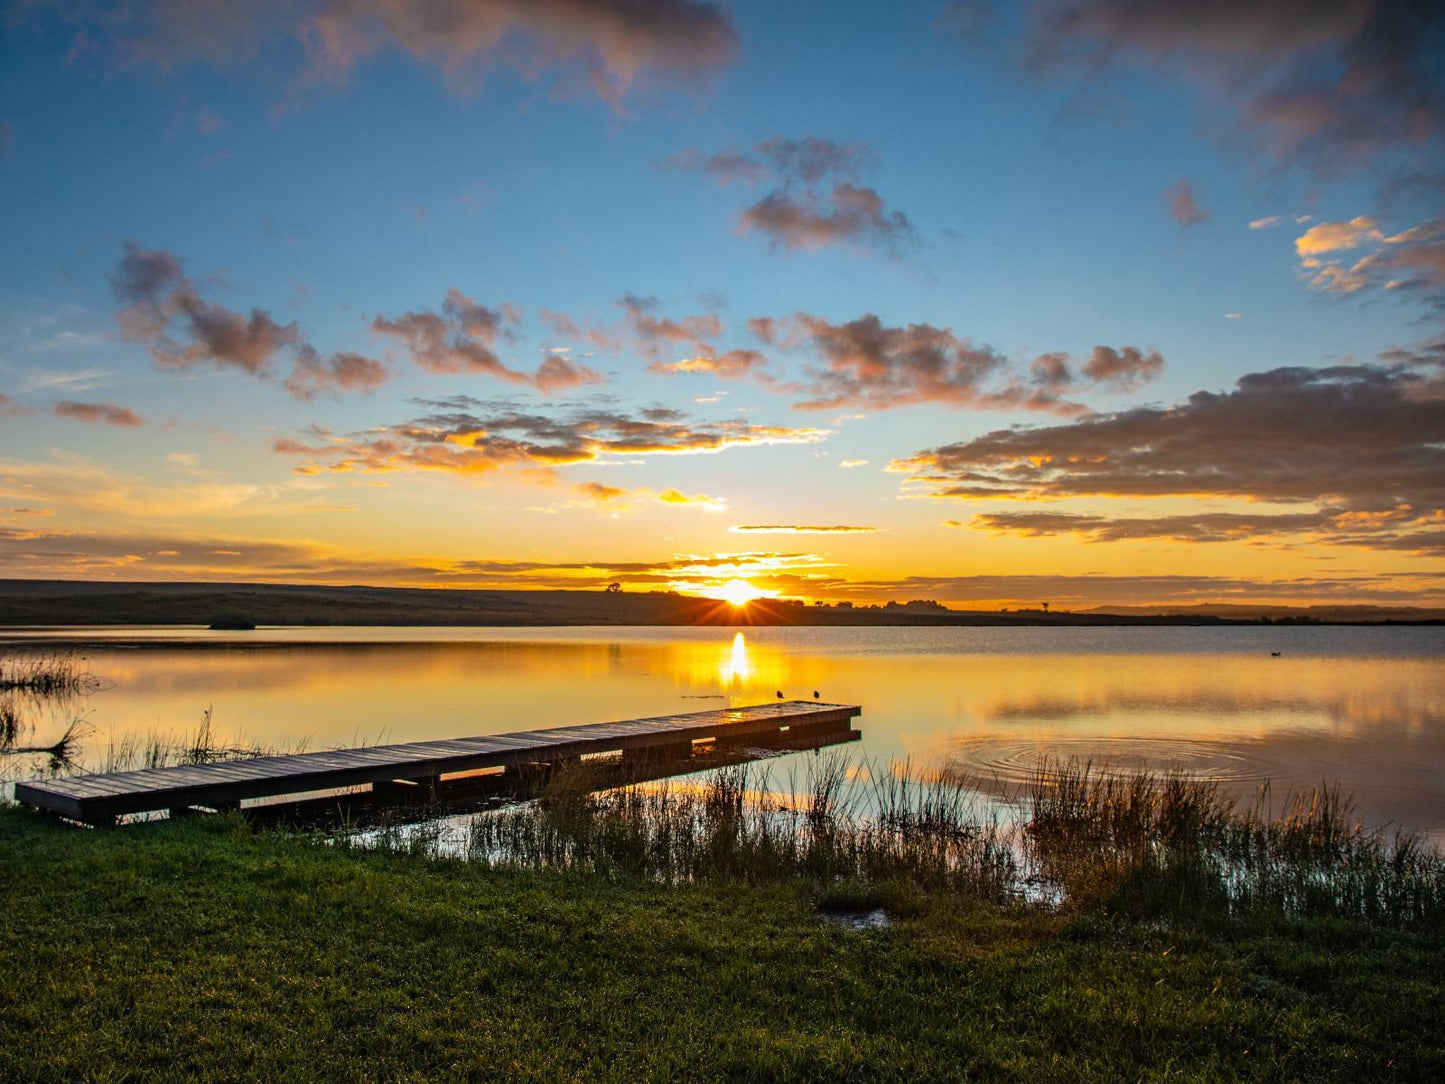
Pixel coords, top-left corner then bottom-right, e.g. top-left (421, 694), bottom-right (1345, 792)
top-left (14, 700), bottom-right (861, 825)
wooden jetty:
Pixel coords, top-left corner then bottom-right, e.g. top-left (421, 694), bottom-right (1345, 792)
top-left (14, 700), bottom-right (861, 825)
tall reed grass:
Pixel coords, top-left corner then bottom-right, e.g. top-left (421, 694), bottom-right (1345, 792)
top-left (0, 652), bottom-right (97, 696)
top-left (360, 755), bottom-right (1443, 926)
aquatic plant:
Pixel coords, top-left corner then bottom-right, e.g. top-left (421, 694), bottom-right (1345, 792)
top-left (0, 652), bottom-right (98, 696)
top-left (356, 754), bottom-right (1445, 926)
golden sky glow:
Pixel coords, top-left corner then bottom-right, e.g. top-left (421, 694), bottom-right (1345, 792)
top-left (1, 2), bottom-right (1442, 610)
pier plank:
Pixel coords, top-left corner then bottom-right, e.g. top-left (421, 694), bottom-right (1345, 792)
top-left (15, 701), bottom-right (861, 823)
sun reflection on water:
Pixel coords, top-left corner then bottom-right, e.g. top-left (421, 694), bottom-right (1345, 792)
top-left (720, 631), bottom-right (750, 687)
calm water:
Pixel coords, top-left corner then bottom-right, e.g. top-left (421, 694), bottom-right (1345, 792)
top-left (3, 624), bottom-right (1443, 837)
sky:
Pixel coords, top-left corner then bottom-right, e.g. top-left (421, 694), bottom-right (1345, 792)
top-left (0, 0), bottom-right (1442, 610)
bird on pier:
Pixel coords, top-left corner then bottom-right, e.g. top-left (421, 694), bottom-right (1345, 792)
top-left (776, 690), bottom-right (784, 699)
top-left (813, 690), bottom-right (820, 699)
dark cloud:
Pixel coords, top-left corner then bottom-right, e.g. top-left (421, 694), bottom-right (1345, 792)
top-left (53, 401), bottom-right (145, 427)
top-left (664, 135), bottom-right (916, 255)
top-left (619, 293), bottom-right (722, 356)
top-left (1080, 345), bottom-right (1165, 390)
top-left (0, 394), bottom-right (32, 419)
top-left (740, 183), bottom-right (917, 254)
top-left (1008, 0), bottom-right (1445, 177)
top-left (272, 399), bottom-right (828, 476)
top-left (33, 0), bottom-right (736, 106)
top-left (535, 354), bottom-right (606, 394)
top-left (111, 242), bottom-right (380, 395)
top-left (373, 289), bottom-right (527, 381)
top-left (827, 570), bottom-right (1443, 607)
top-left (895, 361), bottom-right (1445, 552)
top-left (284, 348), bottom-right (390, 401)
top-left (775, 313), bottom-right (1160, 412)
top-left (1167, 179), bottom-right (1209, 226)
top-left (375, 290), bottom-right (604, 391)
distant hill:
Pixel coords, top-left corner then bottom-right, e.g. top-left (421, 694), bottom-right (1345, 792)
top-left (0, 579), bottom-right (1440, 628)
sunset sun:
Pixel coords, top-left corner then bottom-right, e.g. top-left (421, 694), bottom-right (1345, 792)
top-left (715, 579), bottom-right (765, 607)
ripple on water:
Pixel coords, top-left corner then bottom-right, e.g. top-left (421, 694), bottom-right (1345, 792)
top-left (945, 737), bottom-right (1273, 789)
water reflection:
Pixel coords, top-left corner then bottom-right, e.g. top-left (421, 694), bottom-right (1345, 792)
top-left (1, 626), bottom-right (1440, 836)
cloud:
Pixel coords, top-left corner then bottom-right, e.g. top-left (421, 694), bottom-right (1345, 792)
top-left (112, 243), bottom-right (300, 376)
top-left (33, 0), bottom-right (736, 107)
top-left (1249, 216), bottom-right (1283, 229)
top-left (574, 481), bottom-right (628, 503)
top-left (665, 135), bottom-right (916, 255)
top-left (619, 292), bottom-right (721, 356)
top-left (112, 242), bottom-right (388, 395)
top-left (658, 488), bottom-right (726, 511)
top-left (892, 360), bottom-right (1445, 553)
top-left (53, 400), bottom-right (145, 427)
top-left (740, 183), bottom-right (917, 254)
top-left (1009, 0), bottom-right (1445, 176)
top-left (659, 146), bottom-right (766, 184)
top-left (534, 354), bottom-right (606, 394)
top-left (1296, 216), bottom-right (1385, 256)
top-left (823, 571), bottom-right (1443, 608)
top-left (1080, 346), bottom-right (1165, 391)
top-left (839, 458), bottom-right (869, 468)
top-left (776, 313), bottom-right (1161, 412)
top-left (650, 349), bottom-right (766, 378)
top-left (373, 289), bottom-right (525, 380)
top-left (1296, 216), bottom-right (1445, 305)
top-left (375, 290), bottom-right (603, 389)
top-left (970, 510), bottom-right (1334, 544)
top-left (284, 348), bottom-right (389, 401)
top-left (728, 525), bottom-right (877, 534)
top-left (0, 394), bottom-right (32, 419)
top-left (1167, 179), bottom-right (1209, 226)
top-left (272, 398), bottom-right (829, 477)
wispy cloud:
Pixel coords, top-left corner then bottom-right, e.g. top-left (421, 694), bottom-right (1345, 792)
top-left (729, 524), bottom-right (877, 534)
top-left (272, 398), bottom-right (829, 478)
top-left (53, 400), bottom-right (145, 427)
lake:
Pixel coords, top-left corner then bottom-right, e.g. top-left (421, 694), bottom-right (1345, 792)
top-left (3, 624), bottom-right (1442, 838)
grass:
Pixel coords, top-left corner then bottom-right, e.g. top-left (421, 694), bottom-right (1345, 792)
top-left (0, 804), bottom-right (1441, 1081)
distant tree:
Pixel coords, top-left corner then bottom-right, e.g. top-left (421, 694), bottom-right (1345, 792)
top-left (836, 600), bottom-right (854, 609)
top-left (606, 582), bottom-right (622, 593)
top-left (1042, 601), bottom-right (1050, 614)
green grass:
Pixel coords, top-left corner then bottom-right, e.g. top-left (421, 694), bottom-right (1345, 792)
top-left (2, 807), bottom-right (1441, 1081)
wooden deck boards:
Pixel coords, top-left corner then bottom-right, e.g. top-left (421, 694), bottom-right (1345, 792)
top-left (14, 701), bottom-right (861, 823)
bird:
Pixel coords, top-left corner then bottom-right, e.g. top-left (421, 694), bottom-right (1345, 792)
top-left (1271, 651), bottom-right (1281, 657)
top-left (813, 690), bottom-right (820, 699)
top-left (776, 690), bottom-right (784, 699)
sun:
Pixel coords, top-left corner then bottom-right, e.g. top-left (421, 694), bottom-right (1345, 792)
top-left (715, 578), bottom-right (765, 607)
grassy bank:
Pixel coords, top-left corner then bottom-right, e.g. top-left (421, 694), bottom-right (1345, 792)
top-left (2, 805), bottom-right (1442, 1081)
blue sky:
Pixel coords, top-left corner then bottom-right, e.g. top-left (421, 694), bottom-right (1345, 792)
top-left (1, 1), bottom-right (1442, 608)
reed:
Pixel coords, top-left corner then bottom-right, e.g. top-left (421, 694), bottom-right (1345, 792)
top-left (0, 652), bottom-right (97, 696)
top-left (457, 755), bottom-right (1020, 908)
top-left (1023, 760), bottom-right (1444, 924)
top-left (363, 754), bottom-right (1445, 926)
